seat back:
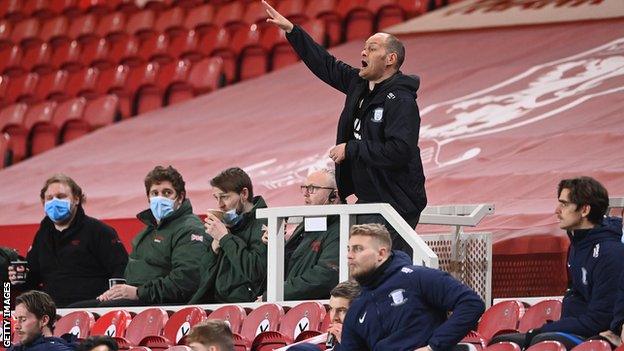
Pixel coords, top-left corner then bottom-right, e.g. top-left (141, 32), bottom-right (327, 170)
top-left (570, 340), bottom-right (612, 351)
top-left (239, 303), bottom-right (284, 342)
top-left (91, 310), bottom-right (133, 338)
top-left (68, 13), bottom-right (98, 43)
top-left (40, 16), bottom-right (69, 44)
top-left (208, 305), bottom-right (247, 334)
top-left (184, 4), bottom-right (215, 34)
top-left (54, 311), bottom-right (96, 339)
top-left (187, 57), bottom-right (223, 94)
top-left (124, 308), bottom-right (169, 345)
top-left (52, 97), bottom-right (86, 129)
top-left (526, 341), bottom-right (566, 351)
top-left (0, 103), bottom-right (28, 132)
top-left (84, 94), bottom-right (120, 129)
top-left (279, 302), bottom-right (326, 341)
top-left (163, 307), bottom-right (208, 345)
top-left (485, 342), bottom-right (522, 351)
top-left (0, 132), bottom-right (11, 168)
top-left (518, 300), bottom-right (562, 333)
top-left (477, 300), bottom-right (524, 341)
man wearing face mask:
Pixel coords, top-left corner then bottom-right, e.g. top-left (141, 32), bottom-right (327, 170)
top-left (70, 165), bottom-right (207, 307)
top-left (189, 167), bottom-right (268, 303)
top-left (8, 174), bottom-right (128, 307)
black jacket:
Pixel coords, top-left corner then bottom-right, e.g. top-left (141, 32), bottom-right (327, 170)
top-left (24, 206), bottom-right (128, 307)
top-left (8, 334), bottom-right (74, 351)
top-left (286, 25), bottom-right (427, 218)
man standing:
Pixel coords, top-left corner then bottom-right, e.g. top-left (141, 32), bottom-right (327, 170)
top-left (186, 321), bottom-right (234, 351)
top-left (9, 290), bottom-right (74, 350)
top-left (8, 174), bottom-right (128, 307)
top-left (263, 1), bottom-right (426, 256)
top-left (283, 169), bottom-right (341, 300)
top-left (73, 165), bottom-right (207, 306)
top-left (491, 177), bottom-right (624, 349)
top-left (190, 167), bottom-right (268, 303)
top-left (341, 223), bottom-right (484, 350)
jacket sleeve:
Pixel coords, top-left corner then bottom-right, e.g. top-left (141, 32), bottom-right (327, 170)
top-left (346, 96), bottom-right (419, 169)
top-left (340, 307), bottom-right (369, 351)
top-left (219, 219), bottom-right (268, 286)
top-left (137, 222), bottom-right (208, 303)
top-left (417, 268), bottom-right (485, 351)
top-left (611, 271), bottom-right (624, 334)
top-left (286, 25), bottom-right (359, 94)
top-left (92, 223), bottom-right (128, 279)
top-left (283, 231), bottom-right (339, 300)
top-left (540, 252), bottom-right (620, 336)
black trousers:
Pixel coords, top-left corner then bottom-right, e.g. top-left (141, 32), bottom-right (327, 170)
top-left (490, 332), bottom-right (586, 350)
top-left (356, 213), bottom-right (420, 257)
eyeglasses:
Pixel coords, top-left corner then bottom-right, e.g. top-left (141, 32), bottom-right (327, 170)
top-left (300, 185), bottom-right (335, 194)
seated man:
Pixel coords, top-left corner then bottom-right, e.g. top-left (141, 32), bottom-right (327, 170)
top-left (72, 166), bottom-right (207, 307)
top-left (9, 290), bottom-right (74, 350)
top-left (187, 320), bottom-right (234, 351)
top-left (341, 223), bottom-right (485, 351)
top-left (283, 169), bottom-right (341, 300)
top-left (190, 167), bottom-right (268, 303)
top-left (8, 174), bottom-right (128, 307)
top-left (492, 177), bottom-right (624, 349)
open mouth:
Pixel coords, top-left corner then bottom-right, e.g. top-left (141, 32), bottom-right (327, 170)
top-left (361, 60), bottom-right (368, 68)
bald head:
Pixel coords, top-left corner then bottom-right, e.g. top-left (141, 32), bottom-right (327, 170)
top-left (302, 169), bottom-right (338, 205)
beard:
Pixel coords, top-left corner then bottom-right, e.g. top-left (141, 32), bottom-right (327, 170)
top-left (351, 264), bottom-right (377, 285)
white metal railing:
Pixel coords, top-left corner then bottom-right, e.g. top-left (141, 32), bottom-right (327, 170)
top-left (257, 203), bottom-right (494, 302)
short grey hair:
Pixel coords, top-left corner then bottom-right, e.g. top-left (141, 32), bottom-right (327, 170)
top-left (384, 34), bottom-right (405, 70)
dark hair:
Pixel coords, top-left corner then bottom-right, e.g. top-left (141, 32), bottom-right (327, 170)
top-left (330, 281), bottom-right (361, 303)
top-left (349, 223), bottom-right (393, 249)
top-left (15, 290), bottom-right (56, 332)
top-left (384, 34), bottom-right (405, 70)
top-left (210, 167), bottom-right (254, 200)
top-left (76, 336), bottom-right (119, 351)
top-left (186, 320), bottom-right (234, 351)
top-left (40, 174), bottom-right (86, 204)
top-left (144, 165), bottom-right (186, 198)
top-left (557, 176), bottom-right (609, 225)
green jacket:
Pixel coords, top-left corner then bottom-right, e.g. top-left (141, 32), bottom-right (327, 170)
top-left (284, 215), bottom-right (340, 300)
top-left (190, 196), bottom-right (268, 303)
top-left (125, 198), bottom-right (207, 304)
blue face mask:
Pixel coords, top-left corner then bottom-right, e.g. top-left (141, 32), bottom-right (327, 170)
top-left (44, 198), bottom-right (72, 223)
top-left (223, 209), bottom-right (243, 227)
top-left (150, 196), bottom-right (175, 221)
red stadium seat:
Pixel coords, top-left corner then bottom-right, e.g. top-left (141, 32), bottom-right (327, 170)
top-left (83, 94), bottom-right (120, 129)
top-left (0, 45), bottom-right (25, 77)
top-left (51, 0), bottom-right (81, 18)
top-left (116, 0), bottom-right (141, 14)
top-left (214, 1), bottom-right (246, 35)
top-left (35, 70), bottom-right (69, 102)
top-left (571, 340), bottom-right (612, 351)
top-left (234, 25), bottom-right (267, 81)
top-left (0, 103), bottom-right (29, 162)
top-left (526, 341), bottom-right (566, 351)
top-left (90, 310), bottom-right (133, 338)
top-left (462, 301), bottom-right (525, 346)
top-left (1, 0), bottom-right (24, 21)
top-left (25, 101), bottom-right (57, 156)
top-left (158, 59), bottom-right (192, 105)
top-left (0, 132), bottom-right (11, 168)
top-left (485, 342), bottom-right (522, 351)
top-left (339, 0), bottom-right (375, 41)
top-left (168, 30), bottom-right (203, 62)
top-left (109, 36), bottom-right (143, 67)
top-left (114, 308), bottom-right (169, 349)
top-left (96, 12), bottom-right (127, 42)
top-left (172, 56), bottom-right (223, 102)
top-left (207, 305), bottom-right (247, 335)
top-left (24, 0), bottom-right (58, 19)
top-left (518, 300), bottom-right (561, 333)
top-left (614, 344), bottom-right (624, 351)
top-left (277, 0), bottom-right (308, 24)
top-left (397, 0), bottom-right (428, 17)
top-left (305, 0), bottom-right (341, 46)
top-left (202, 28), bottom-right (235, 83)
top-left (22, 42), bottom-right (53, 74)
top-left (65, 67), bottom-right (100, 99)
top-left (264, 18), bottom-right (325, 71)
top-left (67, 13), bottom-right (99, 44)
top-left (294, 330), bottom-right (323, 343)
top-left (242, 1), bottom-right (269, 28)
top-left (126, 9), bottom-right (157, 42)
top-left (140, 34), bottom-right (173, 64)
top-left (40, 16), bottom-right (70, 46)
top-left (54, 311), bottom-right (96, 339)
top-left (51, 40), bottom-right (83, 72)
top-left (144, 0), bottom-right (173, 12)
top-left (140, 306), bottom-right (208, 349)
top-left (183, 4), bottom-right (216, 35)
top-left (6, 73), bottom-right (39, 104)
top-left (369, 0), bottom-right (408, 30)
top-left (233, 333), bottom-right (251, 351)
top-left (52, 97), bottom-right (88, 143)
top-left (253, 302), bottom-right (326, 351)
top-left (131, 62), bottom-right (162, 115)
top-left (0, 19), bottom-right (13, 49)
top-left (95, 64), bottom-right (131, 118)
top-left (238, 303), bottom-right (284, 345)
top-left (81, 38), bottom-right (111, 69)
top-left (155, 7), bottom-right (186, 37)
top-left (11, 18), bottom-right (41, 49)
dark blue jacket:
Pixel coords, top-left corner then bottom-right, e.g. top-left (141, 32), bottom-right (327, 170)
top-left (8, 334), bottom-right (75, 351)
top-left (540, 217), bottom-right (624, 336)
top-left (286, 25), bottom-right (427, 219)
top-left (611, 269), bottom-right (624, 334)
top-left (339, 251), bottom-right (485, 351)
